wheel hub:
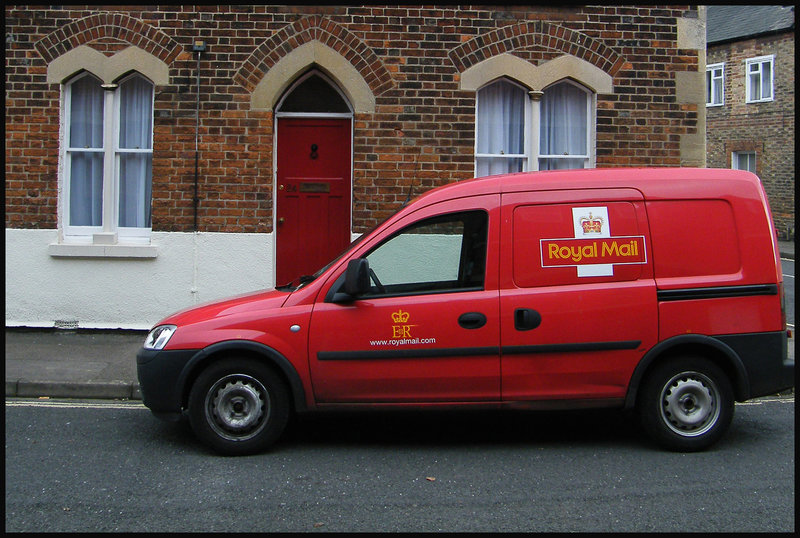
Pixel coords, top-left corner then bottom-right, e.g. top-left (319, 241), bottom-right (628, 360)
top-left (206, 375), bottom-right (270, 441)
top-left (660, 373), bottom-right (720, 436)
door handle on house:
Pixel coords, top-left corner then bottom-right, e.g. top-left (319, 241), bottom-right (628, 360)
top-left (514, 308), bottom-right (542, 331)
top-left (458, 312), bottom-right (487, 329)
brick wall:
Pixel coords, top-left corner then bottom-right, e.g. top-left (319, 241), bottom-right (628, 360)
top-left (707, 32), bottom-right (795, 238)
top-left (5, 5), bottom-right (702, 234)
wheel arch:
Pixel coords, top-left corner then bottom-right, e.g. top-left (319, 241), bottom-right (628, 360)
top-left (624, 334), bottom-right (751, 409)
top-left (177, 340), bottom-right (308, 414)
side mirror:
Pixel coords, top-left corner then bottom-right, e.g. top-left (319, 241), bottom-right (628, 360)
top-left (343, 258), bottom-right (371, 297)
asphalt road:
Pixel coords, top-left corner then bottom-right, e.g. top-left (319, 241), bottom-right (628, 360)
top-left (5, 397), bottom-right (794, 533)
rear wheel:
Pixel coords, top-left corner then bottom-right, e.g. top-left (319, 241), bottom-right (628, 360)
top-left (637, 356), bottom-right (734, 452)
top-left (188, 358), bottom-right (290, 456)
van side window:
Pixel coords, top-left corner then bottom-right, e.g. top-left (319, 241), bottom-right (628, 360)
top-left (364, 210), bottom-right (488, 296)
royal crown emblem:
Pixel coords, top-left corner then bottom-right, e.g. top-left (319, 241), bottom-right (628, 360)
top-left (391, 309), bottom-right (410, 323)
top-left (579, 212), bottom-right (604, 234)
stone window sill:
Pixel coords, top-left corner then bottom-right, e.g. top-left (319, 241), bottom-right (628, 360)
top-left (48, 243), bottom-right (158, 258)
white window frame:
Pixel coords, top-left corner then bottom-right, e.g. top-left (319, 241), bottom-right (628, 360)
top-left (61, 72), bottom-right (154, 245)
top-left (732, 150), bottom-right (757, 173)
top-left (706, 62), bottom-right (725, 107)
top-left (745, 55), bottom-right (774, 104)
top-left (474, 78), bottom-right (595, 177)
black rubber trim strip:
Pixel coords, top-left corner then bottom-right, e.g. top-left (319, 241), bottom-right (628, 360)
top-left (502, 340), bottom-right (641, 355)
top-left (318, 340), bottom-right (641, 361)
top-left (318, 346), bottom-right (500, 361)
top-left (657, 284), bottom-right (778, 301)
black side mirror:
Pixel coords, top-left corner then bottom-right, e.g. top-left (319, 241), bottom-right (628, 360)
top-left (343, 258), bottom-right (371, 297)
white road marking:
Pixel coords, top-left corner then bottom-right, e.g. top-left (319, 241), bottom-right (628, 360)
top-left (5, 399), bottom-right (147, 410)
top-left (7, 397), bottom-right (793, 409)
top-left (737, 397), bottom-right (794, 406)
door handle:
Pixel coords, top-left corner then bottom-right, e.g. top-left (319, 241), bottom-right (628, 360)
top-left (458, 312), bottom-right (487, 329)
top-left (514, 308), bottom-right (542, 331)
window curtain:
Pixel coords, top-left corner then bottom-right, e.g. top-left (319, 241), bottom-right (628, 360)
top-left (118, 76), bottom-right (153, 228)
top-left (760, 61), bottom-right (771, 99)
top-left (734, 152), bottom-right (756, 173)
top-left (707, 68), bottom-right (722, 104)
top-left (539, 82), bottom-right (588, 170)
top-left (712, 70), bottom-right (723, 104)
top-left (68, 75), bottom-right (104, 226)
top-left (476, 79), bottom-right (525, 177)
top-left (748, 61), bottom-right (771, 101)
top-left (748, 65), bottom-right (762, 101)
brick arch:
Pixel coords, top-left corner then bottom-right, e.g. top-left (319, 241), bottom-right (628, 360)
top-left (34, 12), bottom-right (181, 65)
top-left (449, 21), bottom-right (625, 78)
top-left (235, 15), bottom-right (393, 98)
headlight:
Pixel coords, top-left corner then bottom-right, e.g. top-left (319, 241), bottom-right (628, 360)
top-left (143, 325), bottom-right (177, 350)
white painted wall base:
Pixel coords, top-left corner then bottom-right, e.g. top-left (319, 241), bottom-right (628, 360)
top-left (5, 229), bottom-right (275, 330)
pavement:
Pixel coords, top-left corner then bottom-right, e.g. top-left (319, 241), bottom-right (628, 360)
top-left (5, 329), bottom-right (146, 400)
top-left (4, 241), bottom-right (796, 401)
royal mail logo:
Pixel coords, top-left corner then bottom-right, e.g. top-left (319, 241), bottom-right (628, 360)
top-left (369, 309), bottom-right (436, 347)
top-left (391, 309), bottom-right (414, 338)
top-left (579, 212), bottom-right (604, 234)
top-left (538, 206), bottom-right (647, 276)
top-left (391, 309), bottom-right (410, 323)
top-left (540, 236), bottom-right (647, 267)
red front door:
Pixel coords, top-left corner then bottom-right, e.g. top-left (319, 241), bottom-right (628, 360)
top-left (276, 117), bottom-right (351, 285)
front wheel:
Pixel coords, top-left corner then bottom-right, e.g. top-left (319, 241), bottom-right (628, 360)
top-left (637, 357), bottom-right (734, 452)
top-left (188, 358), bottom-right (290, 456)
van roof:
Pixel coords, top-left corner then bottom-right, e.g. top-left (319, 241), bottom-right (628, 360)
top-left (415, 167), bottom-right (764, 205)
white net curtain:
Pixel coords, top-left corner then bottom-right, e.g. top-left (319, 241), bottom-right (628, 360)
top-left (476, 78), bottom-right (589, 176)
top-left (67, 73), bottom-right (153, 229)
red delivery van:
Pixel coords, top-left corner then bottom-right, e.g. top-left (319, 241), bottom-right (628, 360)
top-left (137, 168), bottom-right (794, 455)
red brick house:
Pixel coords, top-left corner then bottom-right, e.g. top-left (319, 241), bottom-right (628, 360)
top-left (5, 5), bottom-right (707, 328)
top-left (705, 5), bottom-right (794, 239)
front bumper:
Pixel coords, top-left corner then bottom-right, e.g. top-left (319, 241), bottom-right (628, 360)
top-left (136, 347), bottom-right (199, 421)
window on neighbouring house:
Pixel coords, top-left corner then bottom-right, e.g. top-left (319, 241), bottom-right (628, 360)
top-left (63, 71), bottom-right (154, 242)
top-left (745, 55), bottom-right (774, 103)
top-left (475, 78), bottom-right (593, 177)
top-left (732, 151), bottom-right (757, 173)
top-left (706, 62), bottom-right (724, 106)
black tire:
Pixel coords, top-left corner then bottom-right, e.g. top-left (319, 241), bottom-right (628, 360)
top-left (637, 356), bottom-right (734, 452)
top-left (188, 358), bottom-right (290, 456)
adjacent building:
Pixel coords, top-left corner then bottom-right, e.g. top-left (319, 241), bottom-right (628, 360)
top-left (6, 5), bottom-right (707, 328)
top-left (705, 5), bottom-right (794, 239)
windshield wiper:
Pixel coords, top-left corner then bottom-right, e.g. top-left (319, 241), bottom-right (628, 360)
top-left (276, 274), bottom-right (316, 292)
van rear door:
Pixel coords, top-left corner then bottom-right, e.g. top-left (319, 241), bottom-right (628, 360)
top-left (499, 189), bottom-right (658, 402)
